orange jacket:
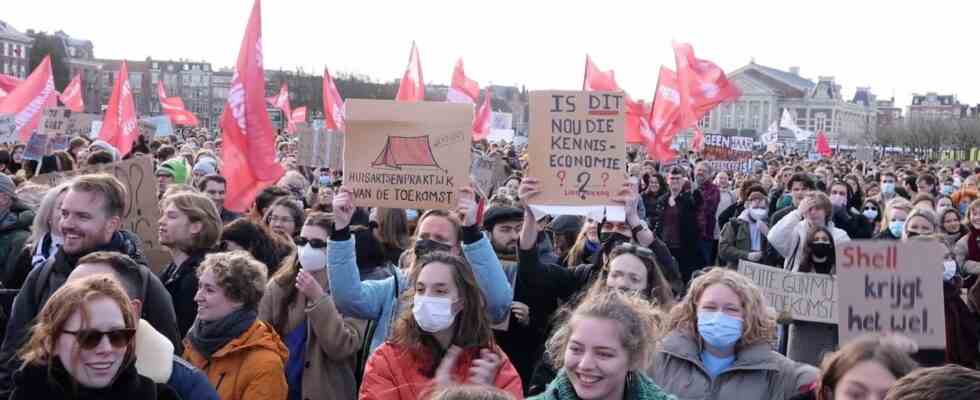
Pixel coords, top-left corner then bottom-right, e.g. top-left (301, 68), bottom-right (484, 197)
top-left (359, 342), bottom-right (523, 400)
top-left (184, 320), bottom-right (289, 400)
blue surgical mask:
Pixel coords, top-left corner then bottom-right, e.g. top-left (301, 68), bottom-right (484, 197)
top-left (862, 209), bottom-right (878, 220)
top-left (942, 185), bottom-right (954, 195)
top-left (882, 182), bottom-right (896, 194)
top-left (405, 209), bottom-right (419, 222)
top-left (697, 311), bottom-right (743, 349)
top-left (889, 220), bottom-right (905, 237)
top-left (319, 175), bottom-right (332, 187)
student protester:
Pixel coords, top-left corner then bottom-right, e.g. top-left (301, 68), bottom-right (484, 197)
top-left (693, 162), bottom-right (721, 265)
top-left (528, 291), bottom-right (675, 400)
top-left (156, 158), bottom-right (190, 198)
top-left (884, 364), bottom-right (980, 400)
top-left (6, 182), bottom-right (68, 289)
top-left (718, 191), bottom-right (770, 268)
top-left (184, 251), bottom-right (288, 400)
top-left (861, 198), bottom-right (884, 236)
top-left (252, 185), bottom-right (290, 222)
top-left (939, 207), bottom-right (968, 248)
top-left (220, 218), bottom-right (295, 277)
top-left (830, 180), bottom-right (875, 239)
top-left (716, 180), bottom-right (765, 232)
top-left (327, 186), bottom-right (513, 353)
top-left (264, 197), bottom-right (304, 242)
top-left (196, 175), bottom-right (241, 224)
top-left (8, 276), bottom-right (179, 400)
top-left (258, 213), bottom-right (365, 400)
top-left (768, 192), bottom-right (850, 271)
top-left (0, 174), bottom-right (34, 287)
top-left (546, 215), bottom-right (584, 267)
top-left (0, 174), bottom-right (179, 396)
top-left (158, 192), bottom-right (223, 339)
top-left (649, 167), bottom-right (702, 283)
top-left (358, 252), bottom-right (522, 399)
top-left (67, 252), bottom-right (219, 400)
top-left (648, 268), bottom-right (818, 400)
top-left (371, 207), bottom-right (412, 267)
top-left (561, 218), bottom-right (599, 268)
top-left (787, 226), bottom-right (840, 366)
top-left (955, 199), bottom-right (980, 277)
top-left (789, 335), bottom-right (918, 400)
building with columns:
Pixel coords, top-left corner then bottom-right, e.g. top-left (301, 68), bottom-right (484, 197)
top-left (693, 62), bottom-right (877, 145)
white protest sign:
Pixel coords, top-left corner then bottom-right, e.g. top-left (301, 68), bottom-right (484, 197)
top-left (0, 114), bottom-right (15, 144)
top-left (738, 260), bottom-right (837, 324)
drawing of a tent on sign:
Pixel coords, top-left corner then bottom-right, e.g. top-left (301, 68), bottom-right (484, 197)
top-left (371, 135), bottom-right (445, 172)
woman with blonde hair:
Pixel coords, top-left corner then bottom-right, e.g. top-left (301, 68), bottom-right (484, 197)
top-left (648, 268), bottom-right (817, 400)
top-left (11, 275), bottom-right (178, 399)
top-left (562, 218), bottom-right (600, 268)
top-left (954, 198), bottom-right (980, 276)
top-left (874, 197), bottom-right (912, 240)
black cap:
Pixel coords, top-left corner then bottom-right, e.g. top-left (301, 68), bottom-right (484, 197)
top-left (549, 215), bottom-right (583, 234)
top-left (482, 206), bottom-right (524, 231)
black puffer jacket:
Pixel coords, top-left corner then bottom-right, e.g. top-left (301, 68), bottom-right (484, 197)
top-left (11, 358), bottom-right (179, 400)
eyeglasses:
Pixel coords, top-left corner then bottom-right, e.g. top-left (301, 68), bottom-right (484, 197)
top-left (295, 237), bottom-right (327, 249)
top-left (62, 328), bottom-right (136, 350)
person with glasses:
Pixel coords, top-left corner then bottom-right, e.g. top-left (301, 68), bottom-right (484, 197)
top-left (264, 197), bottom-right (305, 243)
top-left (158, 192), bottom-right (223, 341)
top-left (258, 212), bottom-right (365, 400)
top-left (184, 251), bottom-right (288, 400)
top-left (10, 276), bottom-right (179, 400)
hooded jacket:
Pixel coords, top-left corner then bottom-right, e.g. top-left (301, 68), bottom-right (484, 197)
top-left (718, 210), bottom-right (770, 268)
top-left (183, 320), bottom-right (289, 400)
top-left (766, 209), bottom-right (851, 271)
top-left (0, 199), bottom-right (34, 287)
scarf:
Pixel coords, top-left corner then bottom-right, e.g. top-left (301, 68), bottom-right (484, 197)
top-left (187, 307), bottom-right (257, 360)
top-left (968, 225), bottom-right (980, 263)
top-left (545, 370), bottom-right (674, 400)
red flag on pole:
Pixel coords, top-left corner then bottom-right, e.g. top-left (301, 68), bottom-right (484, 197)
top-left (583, 54), bottom-right (619, 91)
top-left (816, 131), bottom-right (833, 157)
top-left (447, 58), bottom-right (479, 103)
top-left (672, 42), bottom-right (741, 127)
top-left (472, 91), bottom-right (492, 141)
top-left (395, 42), bottom-right (424, 102)
top-left (691, 127), bottom-right (705, 153)
top-left (99, 61), bottom-right (139, 156)
top-left (266, 83), bottom-right (294, 132)
top-left (647, 67), bottom-right (683, 161)
top-left (322, 67), bottom-right (345, 131)
top-left (0, 57), bottom-right (56, 142)
top-left (220, 0), bottom-right (285, 213)
top-left (59, 73), bottom-right (84, 112)
top-left (580, 55), bottom-right (649, 148)
top-left (291, 106), bottom-right (306, 125)
top-left (157, 81), bottom-right (200, 127)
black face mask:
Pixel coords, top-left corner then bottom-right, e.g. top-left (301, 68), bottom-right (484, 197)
top-left (600, 233), bottom-right (632, 258)
top-left (414, 239), bottom-right (453, 259)
top-left (811, 242), bottom-right (834, 258)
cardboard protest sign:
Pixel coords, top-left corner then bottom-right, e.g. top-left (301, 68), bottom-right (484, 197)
top-left (836, 240), bottom-right (946, 348)
top-left (471, 152), bottom-right (508, 198)
top-left (66, 113), bottom-right (101, 137)
top-left (23, 133), bottom-right (49, 161)
top-left (739, 260), bottom-right (837, 324)
top-left (703, 134), bottom-right (753, 172)
top-left (344, 100), bottom-right (471, 209)
top-left (31, 155), bottom-right (169, 271)
top-left (297, 124), bottom-right (343, 170)
top-left (41, 107), bottom-right (72, 136)
top-left (527, 91), bottom-right (626, 217)
top-left (0, 114), bottom-right (15, 144)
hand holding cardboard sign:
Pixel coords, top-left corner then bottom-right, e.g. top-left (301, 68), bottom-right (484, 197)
top-left (517, 177), bottom-right (540, 209)
top-left (332, 187), bottom-right (355, 231)
top-left (457, 186), bottom-right (478, 228)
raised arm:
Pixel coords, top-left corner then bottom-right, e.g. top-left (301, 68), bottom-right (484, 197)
top-left (457, 186), bottom-right (513, 324)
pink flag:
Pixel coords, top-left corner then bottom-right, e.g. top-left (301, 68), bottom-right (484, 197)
top-left (647, 67), bottom-right (683, 161)
top-left (157, 81), bottom-right (200, 127)
top-left (673, 42), bottom-right (741, 127)
top-left (580, 55), bottom-right (648, 148)
top-left (0, 74), bottom-right (23, 101)
top-left (291, 106), bottom-right (306, 125)
top-left (266, 83), bottom-right (294, 132)
top-left (0, 57), bottom-right (57, 143)
top-left (472, 91), bottom-right (492, 141)
top-left (816, 131), bottom-right (833, 158)
top-left (322, 67), bottom-right (345, 131)
top-left (221, 0), bottom-right (285, 213)
top-left (583, 54), bottom-right (620, 91)
top-left (395, 42), bottom-right (424, 102)
top-left (59, 73), bottom-right (84, 112)
top-left (99, 61), bottom-right (139, 156)
top-left (447, 58), bottom-right (479, 103)
top-left (691, 126), bottom-right (705, 153)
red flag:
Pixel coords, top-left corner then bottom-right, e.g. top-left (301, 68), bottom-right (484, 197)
top-left (673, 42), bottom-right (741, 127)
top-left (816, 131), bottom-right (833, 157)
top-left (221, 0), bottom-right (285, 213)
top-left (0, 57), bottom-right (56, 142)
top-left (647, 67), bottom-right (683, 161)
top-left (691, 127), bottom-right (705, 153)
top-left (322, 67), bottom-right (345, 131)
top-left (291, 106), bottom-right (306, 125)
top-left (0, 74), bottom-right (23, 101)
top-left (395, 42), bottom-right (424, 102)
top-left (59, 73), bottom-right (84, 113)
top-left (157, 81), bottom-right (200, 127)
top-left (472, 91), bottom-right (491, 141)
top-left (266, 83), bottom-right (294, 132)
top-left (624, 99), bottom-right (651, 144)
top-left (447, 58), bottom-right (479, 103)
top-left (583, 54), bottom-right (620, 91)
top-left (99, 61), bottom-right (139, 156)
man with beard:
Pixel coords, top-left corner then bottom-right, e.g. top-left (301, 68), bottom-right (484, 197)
top-left (158, 191), bottom-right (223, 339)
top-left (0, 174), bottom-right (180, 396)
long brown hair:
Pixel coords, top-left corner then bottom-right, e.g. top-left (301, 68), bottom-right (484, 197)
top-left (798, 226), bottom-right (836, 274)
top-left (375, 207), bottom-right (411, 250)
top-left (270, 212), bottom-right (333, 334)
top-left (586, 244), bottom-right (674, 308)
top-left (389, 252), bottom-right (493, 377)
top-left (816, 335), bottom-right (918, 400)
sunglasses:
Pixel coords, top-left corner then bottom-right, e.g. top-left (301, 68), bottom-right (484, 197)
top-left (295, 237), bottom-right (327, 249)
top-left (63, 328), bottom-right (136, 350)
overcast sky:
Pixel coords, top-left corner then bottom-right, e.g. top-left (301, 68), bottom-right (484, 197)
top-left (6, 0), bottom-right (979, 108)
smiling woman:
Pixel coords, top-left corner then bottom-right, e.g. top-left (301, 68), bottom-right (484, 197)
top-left (11, 275), bottom-right (179, 400)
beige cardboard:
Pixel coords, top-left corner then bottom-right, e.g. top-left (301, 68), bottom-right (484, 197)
top-left (738, 260), bottom-right (837, 324)
top-left (298, 124), bottom-right (343, 170)
top-left (66, 113), bottom-right (101, 137)
top-left (344, 100), bottom-right (472, 209)
top-left (40, 107), bottom-right (71, 136)
top-left (31, 155), bottom-right (170, 271)
top-left (836, 240), bottom-right (947, 348)
top-left (527, 91), bottom-right (626, 206)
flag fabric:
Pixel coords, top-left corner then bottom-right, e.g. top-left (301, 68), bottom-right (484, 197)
top-left (0, 57), bottom-right (56, 142)
top-left (291, 106), bottom-right (307, 125)
top-left (624, 99), bottom-right (650, 144)
top-left (780, 108), bottom-right (811, 141)
top-left (647, 66), bottom-right (683, 161)
top-left (266, 83), bottom-right (294, 132)
top-left (220, 0), bottom-right (285, 213)
top-left (98, 61), bottom-right (139, 156)
top-left (580, 55), bottom-right (649, 148)
top-left (672, 42), bottom-right (741, 128)
top-left (322, 67), bottom-right (345, 131)
top-left (691, 127), bottom-right (705, 153)
top-left (59, 73), bottom-right (84, 112)
top-left (157, 81), bottom-right (200, 127)
top-left (395, 42), bottom-right (424, 102)
top-left (0, 74), bottom-right (23, 101)
top-left (583, 54), bottom-right (619, 91)
top-left (447, 58), bottom-right (479, 103)
top-left (472, 91), bottom-right (491, 141)
top-left (762, 119), bottom-right (779, 145)
top-left (816, 131), bottom-right (833, 157)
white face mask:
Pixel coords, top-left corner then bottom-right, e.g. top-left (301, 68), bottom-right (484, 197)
top-left (944, 260), bottom-right (957, 281)
top-left (749, 208), bottom-right (768, 221)
top-left (298, 244), bottom-right (327, 272)
top-left (413, 295), bottom-right (457, 333)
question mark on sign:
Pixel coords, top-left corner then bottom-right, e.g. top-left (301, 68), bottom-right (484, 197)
top-left (600, 172), bottom-right (610, 187)
top-left (557, 170), bottom-right (567, 187)
top-left (577, 172), bottom-right (591, 200)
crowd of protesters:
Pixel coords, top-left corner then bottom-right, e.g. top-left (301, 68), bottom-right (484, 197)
top-left (0, 127), bottom-right (973, 400)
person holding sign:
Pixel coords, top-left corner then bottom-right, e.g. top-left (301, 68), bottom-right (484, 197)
top-left (327, 186), bottom-right (513, 353)
top-left (768, 192), bottom-right (850, 271)
top-left (648, 268), bottom-right (817, 399)
top-left (787, 226), bottom-right (841, 366)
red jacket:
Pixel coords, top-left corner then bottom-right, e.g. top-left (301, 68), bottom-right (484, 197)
top-left (359, 342), bottom-right (523, 400)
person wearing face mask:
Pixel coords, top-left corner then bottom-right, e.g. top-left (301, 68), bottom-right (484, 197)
top-left (788, 227), bottom-right (838, 366)
top-left (861, 199), bottom-right (884, 235)
top-left (258, 213), bottom-right (366, 400)
top-left (768, 192), bottom-right (850, 271)
top-left (940, 178), bottom-right (956, 197)
top-left (719, 192), bottom-right (771, 268)
top-left (874, 198), bottom-right (912, 241)
top-left (829, 181), bottom-right (875, 239)
top-left (560, 218), bottom-right (599, 267)
top-left (648, 268), bottom-right (818, 399)
top-left (873, 172), bottom-right (909, 204)
top-left (954, 199), bottom-right (980, 279)
top-left (359, 252), bottom-right (523, 399)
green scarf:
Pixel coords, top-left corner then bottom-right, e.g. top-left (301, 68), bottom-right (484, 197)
top-left (534, 370), bottom-right (677, 400)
